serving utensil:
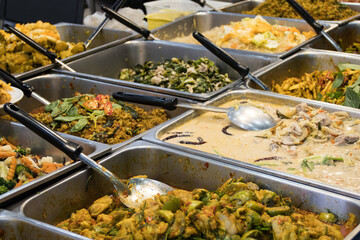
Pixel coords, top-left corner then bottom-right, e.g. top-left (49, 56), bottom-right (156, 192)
top-left (4, 24), bottom-right (76, 72)
top-left (84, 0), bottom-right (127, 48)
top-left (3, 103), bottom-right (174, 208)
top-left (284, 0), bottom-right (342, 52)
top-left (192, 31), bottom-right (271, 91)
top-left (101, 6), bottom-right (159, 40)
top-left (190, 0), bottom-right (222, 12)
top-left (0, 68), bottom-right (49, 105)
top-left (113, 92), bottom-right (276, 131)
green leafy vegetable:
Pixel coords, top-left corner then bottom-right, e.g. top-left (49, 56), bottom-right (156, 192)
top-left (338, 63), bottom-right (360, 71)
top-left (343, 88), bottom-right (360, 108)
top-left (332, 72), bottom-right (344, 89)
top-left (70, 118), bottom-right (88, 132)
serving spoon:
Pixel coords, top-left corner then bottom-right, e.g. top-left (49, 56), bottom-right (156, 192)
top-left (3, 103), bottom-right (174, 208)
top-left (113, 92), bottom-right (276, 131)
top-left (192, 31), bottom-right (271, 91)
top-left (284, 0), bottom-right (342, 52)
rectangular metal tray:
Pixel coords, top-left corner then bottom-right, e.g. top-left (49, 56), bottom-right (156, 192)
top-left (248, 48), bottom-right (360, 89)
top-left (220, 0), bottom-right (360, 24)
top-left (0, 209), bottom-right (89, 240)
top-left (12, 140), bottom-right (360, 239)
top-left (0, 119), bottom-right (111, 206)
top-left (151, 11), bottom-right (334, 59)
top-left (53, 39), bottom-right (279, 101)
top-left (143, 89), bottom-right (360, 200)
top-left (8, 73), bottom-right (192, 151)
top-left (14, 23), bottom-right (139, 80)
top-left (306, 21), bottom-right (360, 52)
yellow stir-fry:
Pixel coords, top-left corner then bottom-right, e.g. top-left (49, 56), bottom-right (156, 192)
top-left (0, 81), bottom-right (12, 105)
top-left (273, 63), bottom-right (360, 108)
top-left (57, 178), bottom-right (357, 239)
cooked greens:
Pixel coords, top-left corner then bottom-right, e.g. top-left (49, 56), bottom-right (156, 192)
top-left (119, 57), bottom-right (232, 93)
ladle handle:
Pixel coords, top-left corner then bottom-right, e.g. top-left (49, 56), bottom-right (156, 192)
top-left (113, 92), bottom-right (178, 110)
top-left (3, 103), bottom-right (82, 161)
top-left (192, 31), bottom-right (249, 78)
top-left (102, 6), bottom-right (152, 39)
top-left (284, 0), bottom-right (323, 34)
top-left (4, 24), bottom-right (57, 62)
top-left (0, 68), bottom-right (34, 97)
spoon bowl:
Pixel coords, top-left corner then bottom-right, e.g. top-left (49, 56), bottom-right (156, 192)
top-left (113, 92), bottom-right (277, 131)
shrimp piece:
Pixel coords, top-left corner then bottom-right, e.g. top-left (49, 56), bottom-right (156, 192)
top-left (6, 157), bottom-right (17, 180)
top-left (19, 157), bottom-right (41, 175)
top-left (0, 152), bottom-right (16, 159)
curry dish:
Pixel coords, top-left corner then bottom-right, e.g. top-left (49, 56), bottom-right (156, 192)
top-left (243, 0), bottom-right (357, 21)
top-left (57, 178), bottom-right (356, 239)
top-left (272, 63), bottom-right (360, 109)
top-left (27, 93), bottom-right (168, 145)
top-left (171, 16), bottom-right (315, 54)
top-left (160, 100), bottom-right (360, 193)
top-left (0, 136), bottom-right (68, 194)
top-left (0, 21), bottom-right (84, 74)
top-left (0, 81), bottom-right (12, 105)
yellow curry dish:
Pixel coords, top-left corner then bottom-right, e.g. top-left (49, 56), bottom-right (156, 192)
top-left (0, 81), bottom-right (12, 105)
top-left (272, 63), bottom-right (360, 109)
top-left (160, 99), bottom-right (360, 193)
top-left (57, 178), bottom-right (357, 239)
top-left (6, 92), bottom-right (168, 145)
top-left (0, 21), bottom-right (85, 74)
top-left (243, 0), bottom-right (358, 21)
top-left (171, 16), bottom-right (316, 54)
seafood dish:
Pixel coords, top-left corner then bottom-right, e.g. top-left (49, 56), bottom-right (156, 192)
top-left (0, 136), bottom-right (69, 195)
top-left (0, 21), bottom-right (84, 74)
top-left (160, 99), bottom-right (360, 193)
top-left (272, 63), bottom-right (360, 109)
top-left (119, 57), bottom-right (232, 93)
top-left (171, 15), bottom-right (316, 54)
top-left (56, 178), bottom-right (356, 239)
top-left (243, 0), bottom-right (358, 20)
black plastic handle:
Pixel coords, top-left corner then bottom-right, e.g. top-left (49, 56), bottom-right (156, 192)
top-left (3, 103), bottom-right (83, 161)
top-left (0, 68), bottom-right (34, 97)
top-left (191, 0), bottom-right (205, 7)
top-left (284, 0), bottom-right (323, 34)
top-left (101, 6), bottom-right (151, 39)
top-left (112, 92), bottom-right (178, 111)
top-left (192, 31), bottom-right (250, 78)
top-left (4, 24), bottom-right (57, 62)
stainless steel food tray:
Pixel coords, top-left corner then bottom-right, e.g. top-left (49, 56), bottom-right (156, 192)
top-left (143, 89), bottom-right (360, 200)
top-left (8, 73), bottom-right (193, 151)
top-left (52, 39), bottom-right (279, 101)
top-left (150, 11), bottom-right (334, 59)
top-left (248, 48), bottom-right (360, 89)
top-left (0, 119), bottom-right (110, 206)
top-left (306, 21), bottom-right (360, 52)
top-left (10, 140), bottom-right (360, 239)
top-left (221, 0), bottom-right (360, 24)
top-left (0, 209), bottom-right (88, 240)
top-left (14, 23), bottom-right (139, 80)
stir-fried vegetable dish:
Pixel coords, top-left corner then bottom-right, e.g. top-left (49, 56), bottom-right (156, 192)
top-left (0, 137), bottom-right (67, 194)
top-left (0, 21), bottom-right (85, 74)
top-left (243, 0), bottom-right (357, 20)
top-left (171, 16), bottom-right (315, 54)
top-left (0, 81), bottom-right (12, 105)
top-left (119, 57), bottom-right (232, 93)
top-left (273, 63), bottom-right (360, 109)
top-left (57, 178), bottom-right (356, 239)
top-left (28, 93), bottom-right (168, 145)
top-left (345, 41), bottom-right (360, 54)
top-left (161, 100), bottom-right (360, 193)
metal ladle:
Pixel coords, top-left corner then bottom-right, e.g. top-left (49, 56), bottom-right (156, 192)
top-left (3, 103), bottom-right (174, 208)
top-left (113, 92), bottom-right (276, 131)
